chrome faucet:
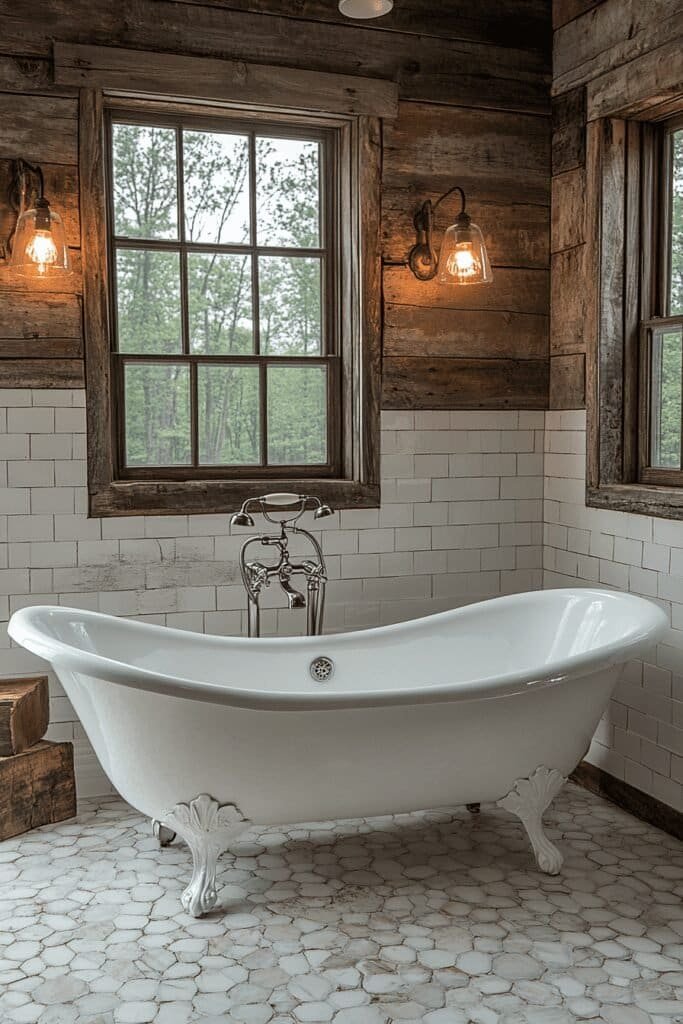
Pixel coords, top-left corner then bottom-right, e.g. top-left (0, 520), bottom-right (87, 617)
top-left (230, 494), bottom-right (334, 638)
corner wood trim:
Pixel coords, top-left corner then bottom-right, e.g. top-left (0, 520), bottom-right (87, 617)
top-left (571, 761), bottom-right (683, 842)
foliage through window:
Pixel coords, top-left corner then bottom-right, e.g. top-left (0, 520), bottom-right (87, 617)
top-left (107, 112), bottom-right (338, 477)
top-left (641, 122), bottom-right (683, 483)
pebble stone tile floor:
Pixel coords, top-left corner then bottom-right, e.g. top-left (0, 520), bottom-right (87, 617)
top-left (1, 786), bottom-right (683, 1024)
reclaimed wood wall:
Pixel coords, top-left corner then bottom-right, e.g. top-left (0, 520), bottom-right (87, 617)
top-left (550, 0), bottom-right (683, 409)
top-left (0, 0), bottom-right (551, 409)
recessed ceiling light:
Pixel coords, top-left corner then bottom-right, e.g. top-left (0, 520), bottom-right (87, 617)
top-left (338, 0), bottom-right (394, 19)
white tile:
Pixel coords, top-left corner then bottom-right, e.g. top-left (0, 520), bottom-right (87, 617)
top-left (357, 528), bottom-right (394, 554)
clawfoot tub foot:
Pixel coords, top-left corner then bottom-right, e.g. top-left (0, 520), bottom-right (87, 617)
top-left (161, 794), bottom-right (250, 917)
top-left (497, 766), bottom-right (567, 874)
top-left (152, 819), bottom-right (177, 847)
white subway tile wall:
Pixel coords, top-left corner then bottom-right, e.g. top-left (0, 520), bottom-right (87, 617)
top-left (544, 410), bottom-right (683, 813)
top-left (0, 390), bottom-right (544, 796)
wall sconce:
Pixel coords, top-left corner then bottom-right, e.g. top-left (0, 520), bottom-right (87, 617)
top-left (408, 186), bottom-right (493, 285)
top-left (6, 159), bottom-right (70, 278)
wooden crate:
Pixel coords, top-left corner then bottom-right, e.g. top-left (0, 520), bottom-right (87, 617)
top-left (0, 676), bottom-right (49, 756)
top-left (0, 741), bottom-right (77, 841)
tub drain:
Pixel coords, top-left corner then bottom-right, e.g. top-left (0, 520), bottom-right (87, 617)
top-left (310, 656), bottom-right (334, 682)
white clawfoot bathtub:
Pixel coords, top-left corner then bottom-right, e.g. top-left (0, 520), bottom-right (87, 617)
top-left (9, 588), bottom-right (666, 917)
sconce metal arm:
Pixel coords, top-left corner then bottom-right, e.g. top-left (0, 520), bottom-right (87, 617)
top-left (408, 185), bottom-right (469, 282)
top-left (5, 159), bottom-right (46, 260)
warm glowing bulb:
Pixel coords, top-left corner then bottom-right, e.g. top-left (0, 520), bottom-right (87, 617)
top-left (25, 229), bottom-right (59, 275)
top-left (445, 243), bottom-right (480, 281)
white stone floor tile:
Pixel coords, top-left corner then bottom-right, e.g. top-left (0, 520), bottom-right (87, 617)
top-left (0, 784), bottom-right (682, 1022)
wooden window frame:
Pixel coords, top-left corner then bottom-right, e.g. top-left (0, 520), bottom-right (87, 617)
top-left (586, 108), bottom-right (683, 519)
top-left (80, 89), bottom-right (381, 517)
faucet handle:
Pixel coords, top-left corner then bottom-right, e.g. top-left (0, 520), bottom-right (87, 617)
top-left (263, 493), bottom-right (301, 507)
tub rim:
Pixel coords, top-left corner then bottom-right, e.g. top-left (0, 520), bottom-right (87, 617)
top-left (7, 588), bottom-right (667, 712)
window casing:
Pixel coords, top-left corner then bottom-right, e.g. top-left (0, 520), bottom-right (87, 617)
top-left (79, 90), bottom-right (382, 517)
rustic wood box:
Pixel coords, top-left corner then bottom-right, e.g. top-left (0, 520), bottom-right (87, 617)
top-left (0, 741), bottom-right (77, 841)
top-left (0, 676), bottom-right (49, 756)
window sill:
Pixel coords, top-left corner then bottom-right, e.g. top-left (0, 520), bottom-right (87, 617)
top-left (587, 483), bottom-right (683, 520)
top-left (89, 478), bottom-right (380, 518)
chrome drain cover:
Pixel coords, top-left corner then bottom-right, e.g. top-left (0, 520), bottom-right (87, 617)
top-left (310, 656), bottom-right (334, 682)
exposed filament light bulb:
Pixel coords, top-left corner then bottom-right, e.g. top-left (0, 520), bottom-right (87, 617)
top-left (25, 229), bottom-right (59, 275)
top-left (446, 243), bottom-right (479, 281)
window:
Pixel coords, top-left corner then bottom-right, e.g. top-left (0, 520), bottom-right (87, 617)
top-left (107, 112), bottom-right (338, 478)
top-left (79, 90), bottom-right (382, 517)
top-left (640, 121), bottom-right (683, 484)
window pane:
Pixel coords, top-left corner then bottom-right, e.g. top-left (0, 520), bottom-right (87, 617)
top-left (188, 253), bottom-right (253, 355)
top-left (259, 256), bottom-right (322, 355)
top-left (112, 124), bottom-right (178, 240)
top-left (256, 137), bottom-right (321, 248)
top-left (116, 249), bottom-right (182, 354)
top-left (670, 130), bottom-right (683, 316)
top-left (124, 364), bottom-right (191, 466)
top-left (183, 131), bottom-right (250, 245)
top-left (651, 327), bottom-right (682, 468)
top-left (198, 365), bottom-right (260, 465)
top-left (267, 365), bottom-right (327, 465)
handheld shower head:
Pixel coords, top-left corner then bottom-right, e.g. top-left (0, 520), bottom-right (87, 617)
top-left (313, 503), bottom-right (334, 520)
top-left (230, 505), bottom-right (255, 528)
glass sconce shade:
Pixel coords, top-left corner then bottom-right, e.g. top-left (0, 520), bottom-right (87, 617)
top-left (408, 187), bottom-right (493, 286)
top-left (437, 213), bottom-right (493, 285)
top-left (338, 0), bottom-right (393, 18)
top-left (9, 198), bottom-right (70, 277)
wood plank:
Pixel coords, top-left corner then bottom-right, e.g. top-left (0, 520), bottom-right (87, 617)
top-left (383, 266), bottom-right (550, 317)
top-left (384, 305), bottom-right (548, 360)
top-left (359, 117), bottom-right (382, 490)
top-left (0, 338), bottom-right (83, 359)
top-left (0, 93), bottom-right (78, 165)
top-left (551, 86), bottom-right (586, 175)
top-left (551, 167), bottom-right (586, 253)
top-left (53, 42), bottom-right (399, 119)
top-left (0, 55), bottom-right (53, 92)
top-left (0, 0), bottom-right (550, 113)
top-left (553, 2), bottom-right (683, 96)
top-left (584, 119), bottom-right (602, 488)
top-left (549, 353), bottom-right (585, 408)
top-left (0, 740), bottom-right (76, 841)
top-left (550, 245), bottom-right (587, 355)
top-left (0, 294), bottom-right (82, 340)
top-left (0, 162), bottom-right (80, 249)
top-left (587, 38), bottom-right (683, 121)
top-left (553, 0), bottom-right (604, 31)
top-left (572, 760), bottom-right (683, 841)
top-left (382, 356), bottom-right (549, 410)
top-left (597, 119), bottom-right (627, 484)
top-left (168, 0), bottom-right (552, 53)
top-left (91, 478), bottom-right (379, 517)
top-left (382, 194), bottom-right (549, 269)
top-left (0, 676), bottom-right (49, 756)
top-left (80, 89), bottom-right (114, 489)
top-left (0, 359), bottom-right (84, 387)
top-left (383, 103), bottom-right (550, 208)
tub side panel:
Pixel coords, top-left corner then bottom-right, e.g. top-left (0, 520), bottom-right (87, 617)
top-left (58, 664), bottom-right (620, 824)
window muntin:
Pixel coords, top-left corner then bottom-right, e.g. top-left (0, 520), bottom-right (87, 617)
top-left (106, 111), bottom-right (339, 478)
top-left (641, 122), bottom-right (683, 483)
